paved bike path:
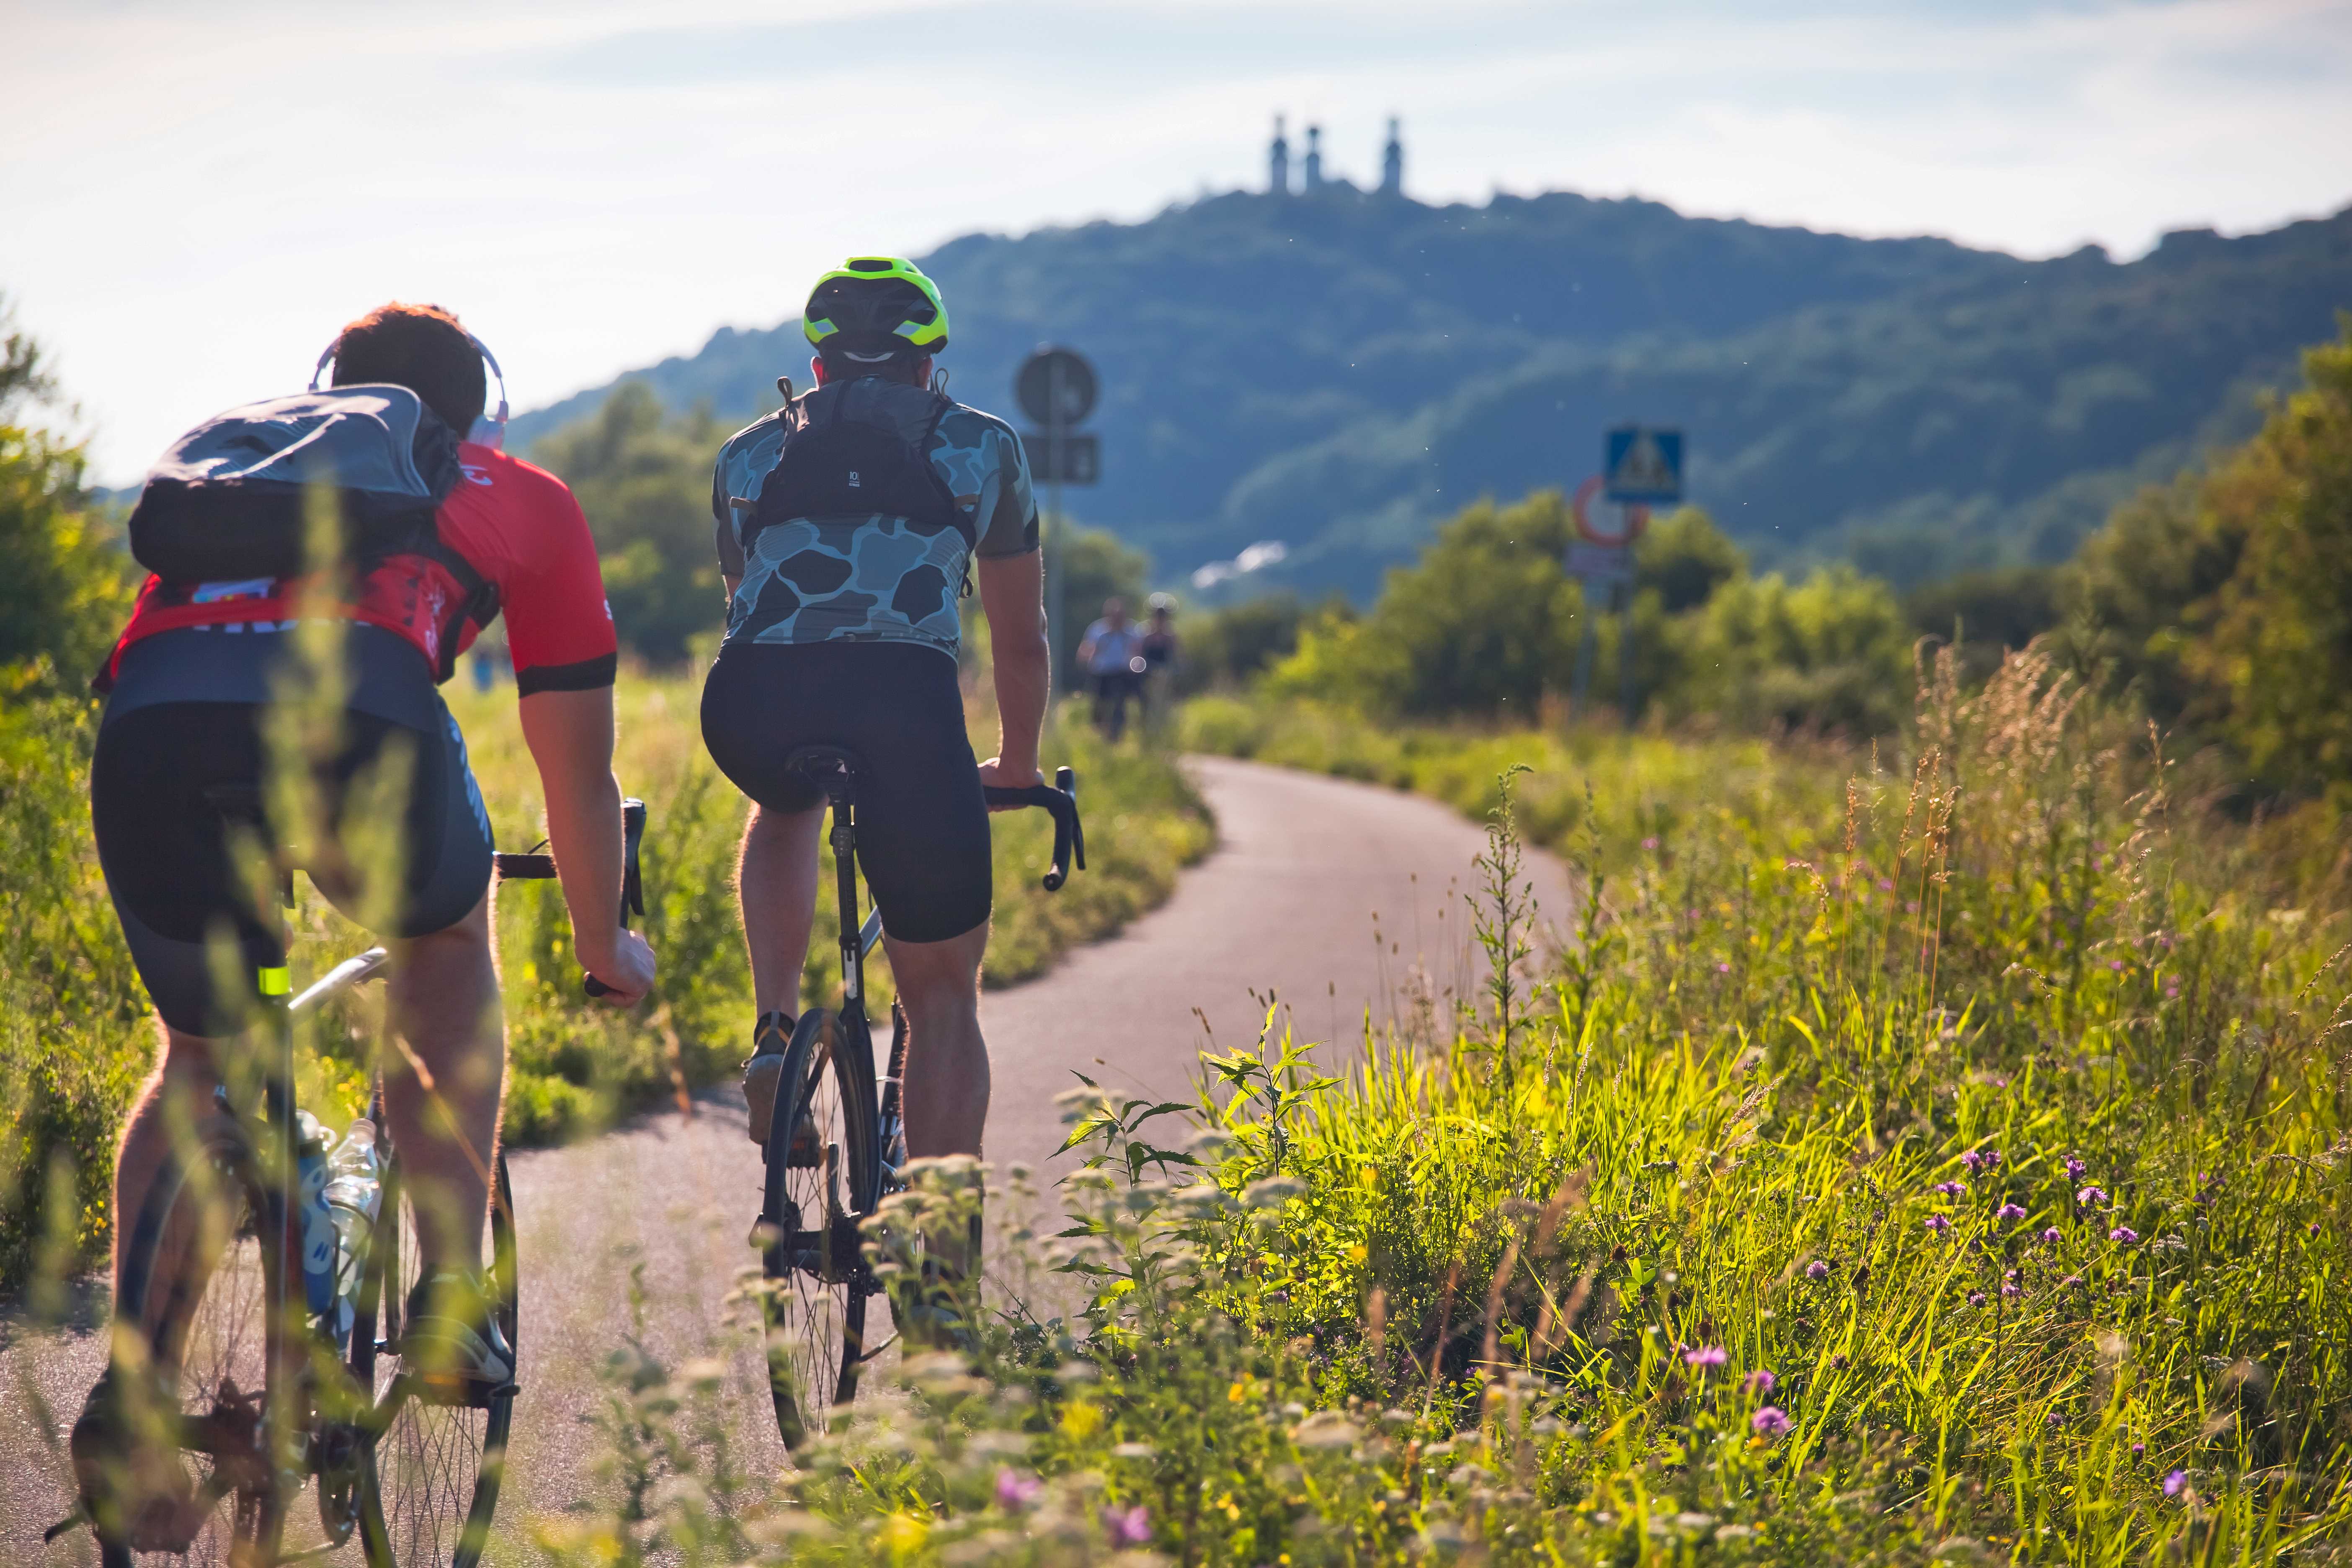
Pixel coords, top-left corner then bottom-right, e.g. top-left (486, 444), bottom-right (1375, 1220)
top-left (2, 756), bottom-right (1570, 1558)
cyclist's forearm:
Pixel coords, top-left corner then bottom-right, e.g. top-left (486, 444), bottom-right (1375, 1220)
top-left (993, 629), bottom-right (1050, 773)
top-left (518, 688), bottom-right (626, 967)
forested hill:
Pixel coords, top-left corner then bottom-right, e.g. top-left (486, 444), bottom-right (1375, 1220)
top-left (512, 188), bottom-right (2352, 597)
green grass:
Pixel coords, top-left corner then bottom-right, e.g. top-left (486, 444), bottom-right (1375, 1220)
top-left (0, 667), bottom-right (1210, 1294)
top-left (519, 646), bottom-right (2351, 1565)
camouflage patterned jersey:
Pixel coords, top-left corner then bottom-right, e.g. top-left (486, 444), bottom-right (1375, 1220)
top-left (711, 377), bottom-right (1037, 658)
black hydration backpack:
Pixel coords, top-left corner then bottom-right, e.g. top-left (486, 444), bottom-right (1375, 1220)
top-left (127, 384), bottom-right (469, 583)
top-left (742, 381), bottom-right (975, 564)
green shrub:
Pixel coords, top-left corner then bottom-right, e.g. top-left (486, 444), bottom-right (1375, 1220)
top-left (2069, 320), bottom-right (2352, 799)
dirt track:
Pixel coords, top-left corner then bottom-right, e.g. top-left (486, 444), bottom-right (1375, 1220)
top-left (2, 755), bottom-right (1569, 1560)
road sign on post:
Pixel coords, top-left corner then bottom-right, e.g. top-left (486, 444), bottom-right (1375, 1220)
top-left (1023, 431), bottom-right (1100, 485)
top-left (1565, 473), bottom-right (1652, 725)
top-left (1017, 346), bottom-right (1101, 699)
top-left (1603, 426), bottom-right (1684, 504)
top-left (1017, 348), bottom-right (1097, 429)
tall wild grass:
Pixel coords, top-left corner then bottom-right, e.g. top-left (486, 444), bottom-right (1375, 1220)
top-left (528, 645), bottom-right (2349, 1565)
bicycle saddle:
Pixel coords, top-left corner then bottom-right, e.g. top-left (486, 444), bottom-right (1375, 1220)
top-left (782, 744), bottom-right (864, 804)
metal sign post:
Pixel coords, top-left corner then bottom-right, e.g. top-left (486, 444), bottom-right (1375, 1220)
top-left (1016, 346), bottom-right (1100, 694)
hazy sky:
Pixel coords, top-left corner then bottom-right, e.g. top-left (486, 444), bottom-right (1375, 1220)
top-left (6, 0), bottom-right (2349, 481)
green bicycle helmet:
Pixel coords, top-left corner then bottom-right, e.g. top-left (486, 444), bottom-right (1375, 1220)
top-left (802, 256), bottom-right (949, 362)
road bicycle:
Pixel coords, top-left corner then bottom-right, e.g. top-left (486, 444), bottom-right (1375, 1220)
top-left (66, 789), bottom-right (645, 1567)
top-left (754, 750), bottom-right (1083, 1448)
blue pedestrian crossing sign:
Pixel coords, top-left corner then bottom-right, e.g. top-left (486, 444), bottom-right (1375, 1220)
top-left (1604, 426), bottom-right (1684, 503)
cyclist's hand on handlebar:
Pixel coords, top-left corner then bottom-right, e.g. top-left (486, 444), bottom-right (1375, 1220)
top-left (977, 755), bottom-right (1044, 810)
top-left (582, 928), bottom-right (658, 1007)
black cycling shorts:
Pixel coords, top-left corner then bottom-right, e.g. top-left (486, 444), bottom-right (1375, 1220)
top-left (699, 640), bottom-right (992, 945)
top-left (92, 626), bottom-right (494, 1035)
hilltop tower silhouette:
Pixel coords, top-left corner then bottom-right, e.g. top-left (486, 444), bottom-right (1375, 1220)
top-left (1302, 124), bottom-right (1324, 191)
top-left (1268, 115), bottom-right (1289, 195)
top-left (1380, 117), bottom-right (1403, 196)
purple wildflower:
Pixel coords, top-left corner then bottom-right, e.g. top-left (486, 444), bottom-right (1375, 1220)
top-left (2001, 1283), bottom-right (2020, 1300)
top-left (2041, 1227), bottom-right (2063, 1245)
top-left (997, 1469), bottom-right (1043, 1510)
top-left (1959, 1151), bottom-right (1983, 1172)
top-left (1744, 1369), bottom-right (1777, 1395)
top-left (1933, 1180), bottom-right (1968, 1198)
top-left (1967, 1290), bottom-right (1986, 1307)
top-left (1982, 1149), bottom-right (2003, 1170)
top-left (2077, 1186), bottom-right (2109, 1207)
top-left (1684, 1345), bottom-right (1728, 1370)
top-left (2164, 1471), bottom-right (2187, 1498)
top-left (2131, 1443), bottom-right (2145, 1458)
top-left (2110, 958), bottom-right (2125, 972)
top-left (1717, 961), bottom-right (1732, 974)
top-left (2109, 1226), bottom-right (2140, 1245)
top-left (1104, 1504), bottom-right (1152, 1545)
top-left (1998, 1203), bottom-right (2028, 1222)
top-left (2312, 1224), bottom-right (2323, 1238)
top-left (2064, 1157), bottom-right (2086, 1182)
top-left (1925, 1215), bottom-right (1952, 1235)
top-left (1876, 878), bottom-right (1893, 892)
top-left (2045, 1411), bottom-right (2061, 1426)
top-left (1751, 1406), bottom-right (1792, 1438)
top-left (1805, 1260), bottom-right (1830, 1281)
top-left (2061, 1274), bottom-right (2083, 1289)
top-left (1642, 836), bottom-right (1660, 851)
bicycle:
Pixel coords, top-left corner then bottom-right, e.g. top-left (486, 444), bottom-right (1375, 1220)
top-left (753, 750), bottom-right (1084, 1448)
top-left (62, 790), bottom-right (646, 1567)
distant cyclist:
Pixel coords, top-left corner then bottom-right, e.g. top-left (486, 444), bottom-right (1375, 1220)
top-left (76, 303), bottom-right (655, 1510)
top-left (700, 259), bottom-right (1047, 1252)
top-left (1078, 595), bottom-right (1146, 741)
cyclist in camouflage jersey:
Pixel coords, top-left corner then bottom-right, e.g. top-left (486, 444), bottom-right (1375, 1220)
top-left (701, 258), bottom-right (1048, 1204)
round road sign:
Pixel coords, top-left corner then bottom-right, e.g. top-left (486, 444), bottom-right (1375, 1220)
top-left (1571, 474), bottom-right (1649, 546)
top-left (1016, 347), bottom-right (1097, 428)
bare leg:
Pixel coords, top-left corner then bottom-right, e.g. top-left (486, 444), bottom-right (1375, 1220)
top-left (883, 921), bottom-right (992, 1160)
top-left (382, 892), bottom-right (503, 1276)
top-left (738, 802), bottom-right (825, 1016)
top-left (111, 1025), bottom-right (224, 1295)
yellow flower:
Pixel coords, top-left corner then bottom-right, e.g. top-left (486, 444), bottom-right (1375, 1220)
top-left (1062, 1400), bottom-right (1103, 1438)
top-left (1228, 1380), bottom-right (1251, 1403)
top-left (877, 1512), bottom-right (929, 1560)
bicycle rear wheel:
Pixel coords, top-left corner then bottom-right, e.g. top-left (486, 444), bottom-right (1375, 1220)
top-left (107, 1120), bottom-right (289, 1568)
top-left (759, 1008), bottom-right (880, 1447)
top-left (354, 1152), bottom-right (518, 1568)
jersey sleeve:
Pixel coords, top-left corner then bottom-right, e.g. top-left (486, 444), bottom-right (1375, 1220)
top-left (975, 420), bottom-right (1041, 557)
top-left (500, 468), bottom-right (618, 695)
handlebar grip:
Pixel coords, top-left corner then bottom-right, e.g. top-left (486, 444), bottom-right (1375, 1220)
top-left (983, 771), bottom-right (1083, 892)
top-left (584, 797), bottom-right (648, 999)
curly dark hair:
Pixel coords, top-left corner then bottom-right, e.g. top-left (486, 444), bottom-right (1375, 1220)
top-left (330, 302), bottom-right (486, 435)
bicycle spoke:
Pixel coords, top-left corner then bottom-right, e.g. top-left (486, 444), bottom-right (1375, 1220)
top-left (364, 1162), bottom-right (512, 1567)
top-left (117, 1144), bottom-right (285, 1568)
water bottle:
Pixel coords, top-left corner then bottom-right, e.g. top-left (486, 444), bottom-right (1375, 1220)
top-left (325, 1119), bottom-right (384, 1328)
top-left (293, 1110), bottom-right (338, 1323)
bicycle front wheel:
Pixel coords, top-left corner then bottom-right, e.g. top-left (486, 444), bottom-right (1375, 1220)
top-left (108, 1120), bottom-right (289, 1568)
top-left (353, 1152), bottom-right (518, 1568)
top-left (759, 1008), bottom-right (880, 1448)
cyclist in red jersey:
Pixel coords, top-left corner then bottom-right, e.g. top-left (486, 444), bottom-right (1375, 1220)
top-left (75, 304), bottom-right (656, 1495)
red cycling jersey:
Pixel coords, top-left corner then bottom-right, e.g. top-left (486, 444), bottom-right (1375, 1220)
top-left (104, 443), bottom-right (617, 695)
